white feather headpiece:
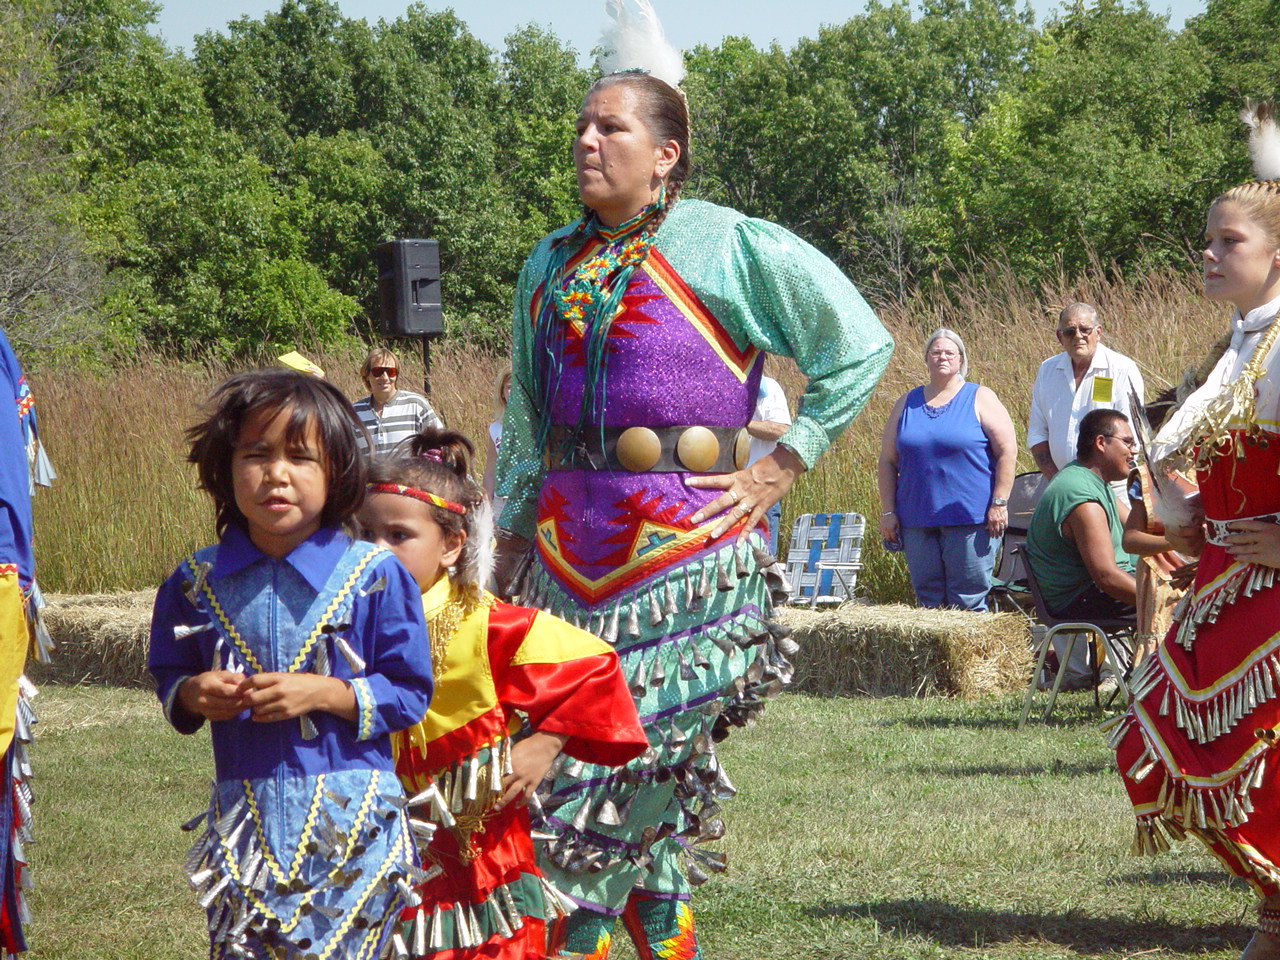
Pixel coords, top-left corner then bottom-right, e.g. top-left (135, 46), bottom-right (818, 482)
top-left (597, 0), bottom-right (685, 90)
top-left (1241, 98), bottom-right (1280, 180)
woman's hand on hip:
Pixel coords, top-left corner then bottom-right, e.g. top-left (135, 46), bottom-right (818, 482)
top-left (686, 446), bottom-right (804, 544)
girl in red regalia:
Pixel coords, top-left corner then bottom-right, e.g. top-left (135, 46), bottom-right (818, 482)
top-left (1114, 100), bottom-right (1280, 959)
top-left (357, 427), bottom-right (647, 960)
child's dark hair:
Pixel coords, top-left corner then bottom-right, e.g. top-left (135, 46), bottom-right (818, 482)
top-left (187, 370), bottom-right (367, 536)
top-left (368, 427), bottom-right (490, 591)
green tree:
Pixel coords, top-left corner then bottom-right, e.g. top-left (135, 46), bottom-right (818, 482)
top-left (931, 0), bottom-right (1218, 277)
top-left (0, 0), bottom-right (101, 351)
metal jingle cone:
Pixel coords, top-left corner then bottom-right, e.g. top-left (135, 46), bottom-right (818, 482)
top-left (629, 653), bottom-right (648, 698)
top-left (676, 648), bottom-right (697, 682)
top-left (174, 622), bottom-right (213, 640)
top-left (360, 575), bottom-right (386, 597)
top-left (410, 905), bottom-right (427, 958)
top-left (595, 797), bottom-right (622, 826)
top-left (299, 714), bottom-right (319, 741)
top-left (626, 601), bottom-right (641, 638)
top-left (333, 635), bottom-right (366, 674)
top-left (650, 653), bottom-right (666, 688)
top-left (649, 590), bottom-right (664, 626)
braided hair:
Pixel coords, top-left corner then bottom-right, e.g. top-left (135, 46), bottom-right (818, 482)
top-left (1212, 179), bottom-right (1280, 245)
top-left (368, 427), bottom-right (493, 596)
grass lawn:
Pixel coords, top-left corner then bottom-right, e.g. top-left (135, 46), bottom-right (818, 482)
top-left (28, 687), bottom-right (1252, 959)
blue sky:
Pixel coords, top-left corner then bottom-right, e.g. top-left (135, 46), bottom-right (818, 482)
top-left (150, 0), bottom-right (1206, 58)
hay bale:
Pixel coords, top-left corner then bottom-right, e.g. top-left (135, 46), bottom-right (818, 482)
top-left (778, 603), bottom-right (1031, 699)
top-left (30, 591), bottom-right (155, 687)
top-left (30, 591), bottom-right (1032, 698)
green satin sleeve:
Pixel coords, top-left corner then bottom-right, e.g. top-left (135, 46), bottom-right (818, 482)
top-left (697, 214), bottom-right (894, 469)
top-left (495, 251), bottom-right (548, 541)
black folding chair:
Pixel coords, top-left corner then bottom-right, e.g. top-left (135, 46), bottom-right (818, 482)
top-left (1016, 544), bottom-right (1136, 728)
top-left (987, 471), bottom-right (1048, 619)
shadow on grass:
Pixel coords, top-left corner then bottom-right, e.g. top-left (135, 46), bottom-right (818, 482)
top-left (804, 898), bottom-right (1245, 954)
top-left (906, 759), bottom-right (1113, 778)
top-left (1104, 869), bottom-right (1243, 888)
top-left (882, 711), bottom-right (1109, 731)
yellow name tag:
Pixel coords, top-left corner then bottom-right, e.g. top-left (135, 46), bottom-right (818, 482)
top-left (1092, 376), bottom-right (1113, 403)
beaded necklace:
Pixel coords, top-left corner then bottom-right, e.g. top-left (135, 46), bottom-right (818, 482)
top-left (533, 195), bottom-right (666, 458)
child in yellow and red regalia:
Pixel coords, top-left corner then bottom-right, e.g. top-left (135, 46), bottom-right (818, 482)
top-left (358, 426), bottom-right (647, 960)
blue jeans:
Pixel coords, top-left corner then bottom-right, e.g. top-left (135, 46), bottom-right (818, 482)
top-left (901, 524), bottom-right (998, 611)
top-left (766, 502), bottom-right (782, 556)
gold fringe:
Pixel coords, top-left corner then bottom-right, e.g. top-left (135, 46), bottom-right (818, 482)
top-left (1160, 319), bottom-right (1280, 476)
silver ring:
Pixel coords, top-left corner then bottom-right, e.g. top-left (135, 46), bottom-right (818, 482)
top-left (729, 490), bottom-right (740, 505)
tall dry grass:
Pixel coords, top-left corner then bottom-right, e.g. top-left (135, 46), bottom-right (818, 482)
top-left (29, 261), bottom-right (1226, 600)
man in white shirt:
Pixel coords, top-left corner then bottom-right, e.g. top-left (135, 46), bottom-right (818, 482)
top-left (748, 376), bottom-right (792, 554)
top-left (1027, 303), bottom-right (1145, 481)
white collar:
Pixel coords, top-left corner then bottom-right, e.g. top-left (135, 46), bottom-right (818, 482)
top-left (1232, 292), bottom-right (1280, 343)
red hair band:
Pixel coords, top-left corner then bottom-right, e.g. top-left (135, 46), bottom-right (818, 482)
top-left (367, 482), bottom-right (467, 515)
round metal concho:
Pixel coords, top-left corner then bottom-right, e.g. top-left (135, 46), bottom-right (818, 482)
top-left (733, 428), bottom-right (751, 470)
top-left (677, 425), bottom-right (721, 473)
top-left (616, 426), bottom-right (662, 472)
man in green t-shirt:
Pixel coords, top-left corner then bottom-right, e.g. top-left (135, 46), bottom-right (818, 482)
top-left (1026, 409), bottom-right (1138, 687)
top-left (1027, 408), bottom-right (1138, 616)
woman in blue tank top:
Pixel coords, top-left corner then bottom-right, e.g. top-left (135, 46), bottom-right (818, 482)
top-left (876, 329), bottom-right (1018, 610)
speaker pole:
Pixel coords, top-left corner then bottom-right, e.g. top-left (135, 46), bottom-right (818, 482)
top-left (422, 336), bottom-right (432, 398)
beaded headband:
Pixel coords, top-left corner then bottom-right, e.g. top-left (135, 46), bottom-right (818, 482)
top-left (367, 482), bottom-right (467, 515)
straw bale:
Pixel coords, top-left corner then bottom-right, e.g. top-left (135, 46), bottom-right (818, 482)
top-left (30, 591), bottom-right (155, 687)
top-left (29, 591), bottom-right (1032, 698)
top-left (778, 603), bottom-right (1031, 699)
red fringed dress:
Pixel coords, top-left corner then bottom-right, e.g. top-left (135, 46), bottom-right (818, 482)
top-left (391, 578), bottom-right (647, 959)
top-left (1116, 308), bottom-right (1280, 894)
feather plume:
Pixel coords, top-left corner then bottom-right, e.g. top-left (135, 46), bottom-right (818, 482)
top-left (597, 0), bottom-right (685, 90)
top-left (1241, 98), bottom-right (1280, 180)
top-left (460, 495), bottom-right (495, 597)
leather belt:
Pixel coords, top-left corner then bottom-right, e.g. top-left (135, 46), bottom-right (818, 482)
top-left (1206, 511), bottom-right (1280, 546)
top-left (546, 424), bottom-right (750, 473)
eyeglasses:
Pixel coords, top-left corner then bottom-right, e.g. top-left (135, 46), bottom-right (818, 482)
top-left (1103, 434), bottom-right (1138, 450)
top-left (928, 350), bottom-right (959, 359)
top-left (370, 367), bottom-right (398, 378)
top-left (1058, 325), bottom-right (1098, 339)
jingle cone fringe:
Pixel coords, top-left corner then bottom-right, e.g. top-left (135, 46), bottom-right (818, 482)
top-left (524, 534), bottom-right (793, 885)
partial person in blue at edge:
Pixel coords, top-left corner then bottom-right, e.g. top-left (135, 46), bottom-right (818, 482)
top-left (877, 328), bottom-right (1018, 611)
top-left (148, 370), bottom-right (433, 960)
top-left (747, 375), bottom-right (792, 555)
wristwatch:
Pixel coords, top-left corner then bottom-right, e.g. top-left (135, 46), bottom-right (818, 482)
top-left (991, 497), bottom-right (1009, 507)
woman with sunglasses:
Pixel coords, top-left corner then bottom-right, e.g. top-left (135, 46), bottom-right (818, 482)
top-left (352, 347), bottom-right (444, 457)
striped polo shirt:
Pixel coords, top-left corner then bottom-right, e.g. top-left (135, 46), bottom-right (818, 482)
top-left (352, 390), bottom-right (444, 457)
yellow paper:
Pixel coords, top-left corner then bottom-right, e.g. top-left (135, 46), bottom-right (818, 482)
top-left (277, 351), bottom-right (325, 379)
top-left (1092, 375), bottom-right (1114, 403)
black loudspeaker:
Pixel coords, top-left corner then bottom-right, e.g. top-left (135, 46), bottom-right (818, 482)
top-left (376, 239), bottom-right (443, 337)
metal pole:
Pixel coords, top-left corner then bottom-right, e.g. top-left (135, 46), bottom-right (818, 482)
top-left (421, 337), bottom-right (432, 398)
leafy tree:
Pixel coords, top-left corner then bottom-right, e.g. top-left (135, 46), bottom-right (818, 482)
top-left (930, 0), bottom-right (1218, 277)
top-left (0, 0), bottom-right (101, 351)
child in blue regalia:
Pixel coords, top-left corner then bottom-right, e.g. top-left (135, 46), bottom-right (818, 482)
top-left (148, 370), bottom-right (435, 960)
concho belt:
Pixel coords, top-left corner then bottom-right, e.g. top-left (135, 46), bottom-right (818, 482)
top-left (1206, 511), bottom-right (1280, 546)
top-left (546, 424), bottom-right (750, 473)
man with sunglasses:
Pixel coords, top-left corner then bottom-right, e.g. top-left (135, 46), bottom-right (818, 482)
top-left (1027, 303), bottom-right (1144, 481)
top-left (1026, 409), bottom-right (1139, 688)
top-left (352, 347), bottom-right (444, 457)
